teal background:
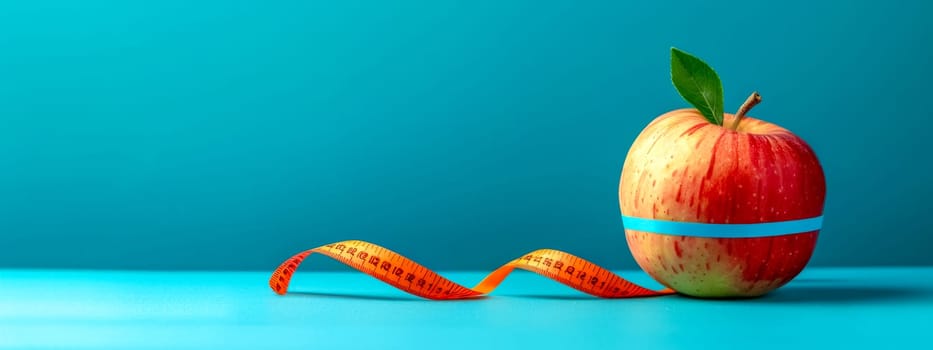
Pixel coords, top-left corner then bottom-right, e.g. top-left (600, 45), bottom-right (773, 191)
top-left (1, 0), bottom-right (930, 270)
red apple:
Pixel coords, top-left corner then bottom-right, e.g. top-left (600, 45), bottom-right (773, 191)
top-left (619, 108), bottom-right (826, 297)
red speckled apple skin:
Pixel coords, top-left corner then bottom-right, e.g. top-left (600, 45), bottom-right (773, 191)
top-left (620, 109), bottom-right (826, 297)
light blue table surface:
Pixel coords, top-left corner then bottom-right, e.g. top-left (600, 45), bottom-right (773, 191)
top-left (2, 267), bottom-right (931, 349)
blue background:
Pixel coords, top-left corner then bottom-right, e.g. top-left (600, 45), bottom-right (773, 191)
top-left (1, 0), bottom-right (930, 270)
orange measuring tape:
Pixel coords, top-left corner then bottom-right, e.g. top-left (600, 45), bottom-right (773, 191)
top-left (270, 240), bottom-right (674, 299)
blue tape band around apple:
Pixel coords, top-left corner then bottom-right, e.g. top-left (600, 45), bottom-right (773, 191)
top-left (621, 215), bottom-right (823, 238)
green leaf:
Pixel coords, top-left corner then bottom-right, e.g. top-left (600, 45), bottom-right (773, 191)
top-left (670, 47), bottom-right (724, 125)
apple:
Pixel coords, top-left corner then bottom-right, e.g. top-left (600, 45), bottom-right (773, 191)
top-left (618, 49), bottom-right (826, 298)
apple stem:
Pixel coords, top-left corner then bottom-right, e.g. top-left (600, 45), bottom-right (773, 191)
top-left (730, 92), bottom-right (762, 130)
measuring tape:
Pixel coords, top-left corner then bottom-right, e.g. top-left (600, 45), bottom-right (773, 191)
top-left (270, 216), bottom-right (822, 299)
top-left (270, 240), bottom-right (674, 299)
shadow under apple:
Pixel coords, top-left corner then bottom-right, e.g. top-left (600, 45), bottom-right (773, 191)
top-left (751, 285), bottom-right (931, 304)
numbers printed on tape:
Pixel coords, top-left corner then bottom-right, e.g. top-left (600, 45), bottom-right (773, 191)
top-left (270, 240), bottom-right (674, 299)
